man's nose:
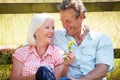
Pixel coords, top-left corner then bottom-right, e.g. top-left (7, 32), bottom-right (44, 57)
top-left (62, 22), bottom-right (68, 29)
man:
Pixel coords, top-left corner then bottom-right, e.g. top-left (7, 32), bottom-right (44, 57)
top-left (53, 0), bottom-right (114, 80)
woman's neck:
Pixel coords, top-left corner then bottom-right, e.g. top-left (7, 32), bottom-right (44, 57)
top-left (36, 42), bottom-right (49, 58)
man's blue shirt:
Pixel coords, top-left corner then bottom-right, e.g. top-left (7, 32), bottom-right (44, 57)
top-left (53, 29), bottom-right (114, 79)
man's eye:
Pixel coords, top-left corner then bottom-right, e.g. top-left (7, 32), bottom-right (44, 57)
top-left (66, 20), bottom-right (71, 23)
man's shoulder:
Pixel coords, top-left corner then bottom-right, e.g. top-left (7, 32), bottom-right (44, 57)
top-left (89, 31), bottom-right (111, 42)
top-left (89, 31), bottom-right (107, 39)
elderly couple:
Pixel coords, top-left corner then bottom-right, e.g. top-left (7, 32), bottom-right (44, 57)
top-left (10, 0), bottom-right (114, 80)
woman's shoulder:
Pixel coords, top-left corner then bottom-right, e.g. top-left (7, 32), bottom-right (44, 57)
top-left (13, 45), bottom-right (32, 57)
top-left (15, 45), bottom-right (31, 53)
top-left (13, 45), bottom-right (33, 62)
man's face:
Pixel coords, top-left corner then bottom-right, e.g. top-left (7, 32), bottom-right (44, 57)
top-left (60, 8), bottom-right (82, 36)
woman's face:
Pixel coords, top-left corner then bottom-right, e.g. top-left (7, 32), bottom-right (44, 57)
top-left (35, 19), bottom-right (55, 44)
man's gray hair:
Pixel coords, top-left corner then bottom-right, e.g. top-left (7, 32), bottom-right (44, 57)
top-left (60, 0), bottom-right (87, 18)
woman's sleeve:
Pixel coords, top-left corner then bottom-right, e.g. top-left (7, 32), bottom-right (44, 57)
top-left (13, 46), bottom-right (29, 63)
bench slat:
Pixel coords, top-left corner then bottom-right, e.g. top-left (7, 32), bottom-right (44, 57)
top-left (0, 2), bottom-right (120, 14)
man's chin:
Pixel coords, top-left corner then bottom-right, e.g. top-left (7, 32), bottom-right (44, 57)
top-left (67, 33), bottom-right (73, 36)
top-left (66, 31), bottom-right (73, 36)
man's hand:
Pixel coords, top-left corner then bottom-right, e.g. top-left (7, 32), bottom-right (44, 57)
top-left (64, 50), bottom-right (76, 66)
top-left (60, 50), bottom-right (76, 77)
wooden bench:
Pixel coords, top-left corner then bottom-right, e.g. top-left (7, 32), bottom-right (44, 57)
top-left (0, 46), bottom-right (120, 80)
top-left (0, 1), bottom-right (120, 14)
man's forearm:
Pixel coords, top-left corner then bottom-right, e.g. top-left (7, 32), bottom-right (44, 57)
top-left (61, 63), bottom-right (69, 77)
top-left (79, 64), bottom-right (108, 80)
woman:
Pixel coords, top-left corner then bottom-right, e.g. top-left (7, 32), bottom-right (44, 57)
top-left (10, 13), bottom-right (64, 80)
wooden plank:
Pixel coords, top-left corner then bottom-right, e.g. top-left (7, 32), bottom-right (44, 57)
top-left (0, 0), bottom-right (120, 3)
top-left (0, 3), bottom-right (60, 14)
top-left (114, 48), bottom-right (120, 58)
top-left (0, 1), bottom-right (120, 14)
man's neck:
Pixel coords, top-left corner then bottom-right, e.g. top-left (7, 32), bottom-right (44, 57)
top-left (74, 25), bottom-right (89, 46)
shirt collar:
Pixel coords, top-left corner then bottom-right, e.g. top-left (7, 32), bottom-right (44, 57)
top-left (31, 45), bottom-right (53, 56)
top-left (64, 25), bottom-right (95, 48)
top-left (64, 25), bottom-right (93, 41)
top-left (45, 45), bottom-right (54, 55)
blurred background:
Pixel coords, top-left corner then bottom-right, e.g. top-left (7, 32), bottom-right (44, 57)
top-left (0, 0), bottom-right (120, 80)
top-left (0, 0), bottom-right (120, 48)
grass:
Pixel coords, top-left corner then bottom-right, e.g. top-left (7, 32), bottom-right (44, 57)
top-left (107, 59), bottom-right (120, 80)
top-left (0, 64), bottom-right (11, 80)
top-left (0, 12), bottom-right (120, 80)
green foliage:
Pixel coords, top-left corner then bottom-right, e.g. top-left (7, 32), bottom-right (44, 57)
top-left (64, 40), bottom-right (74, 61)
top-left (0, 65), bottom-right (11, 80)
top-left (107, 59), bottom-right (120, 80)
top-left (64, 40), bottom-right (74, 55)
top-left (0, 52), bottom-right (12, 80)
top-left (0, 53), bottom-right (12, 65)
top-left (67, 40), bottom-right (74, 50)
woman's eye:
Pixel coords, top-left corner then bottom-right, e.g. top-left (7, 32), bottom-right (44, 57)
top-left (45, 26), bottom-right (49, 29)
top-left (52, 26), bottom-right (54, 30)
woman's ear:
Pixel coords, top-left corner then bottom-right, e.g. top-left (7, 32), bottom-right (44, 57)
top-left (34, 32), bottom-right (37, 39)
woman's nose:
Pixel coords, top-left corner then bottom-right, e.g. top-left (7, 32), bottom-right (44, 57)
top-left (50, 28), bottom-right (55, 34)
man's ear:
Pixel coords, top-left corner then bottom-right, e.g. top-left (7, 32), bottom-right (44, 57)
top-left (79, 13), bottom-right (84, 19)
top-left (78, 13), bottom-right (84, 22)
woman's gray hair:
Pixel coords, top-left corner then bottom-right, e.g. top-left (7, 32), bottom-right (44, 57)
top-left (27, 13), bottom-right (53, 46)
